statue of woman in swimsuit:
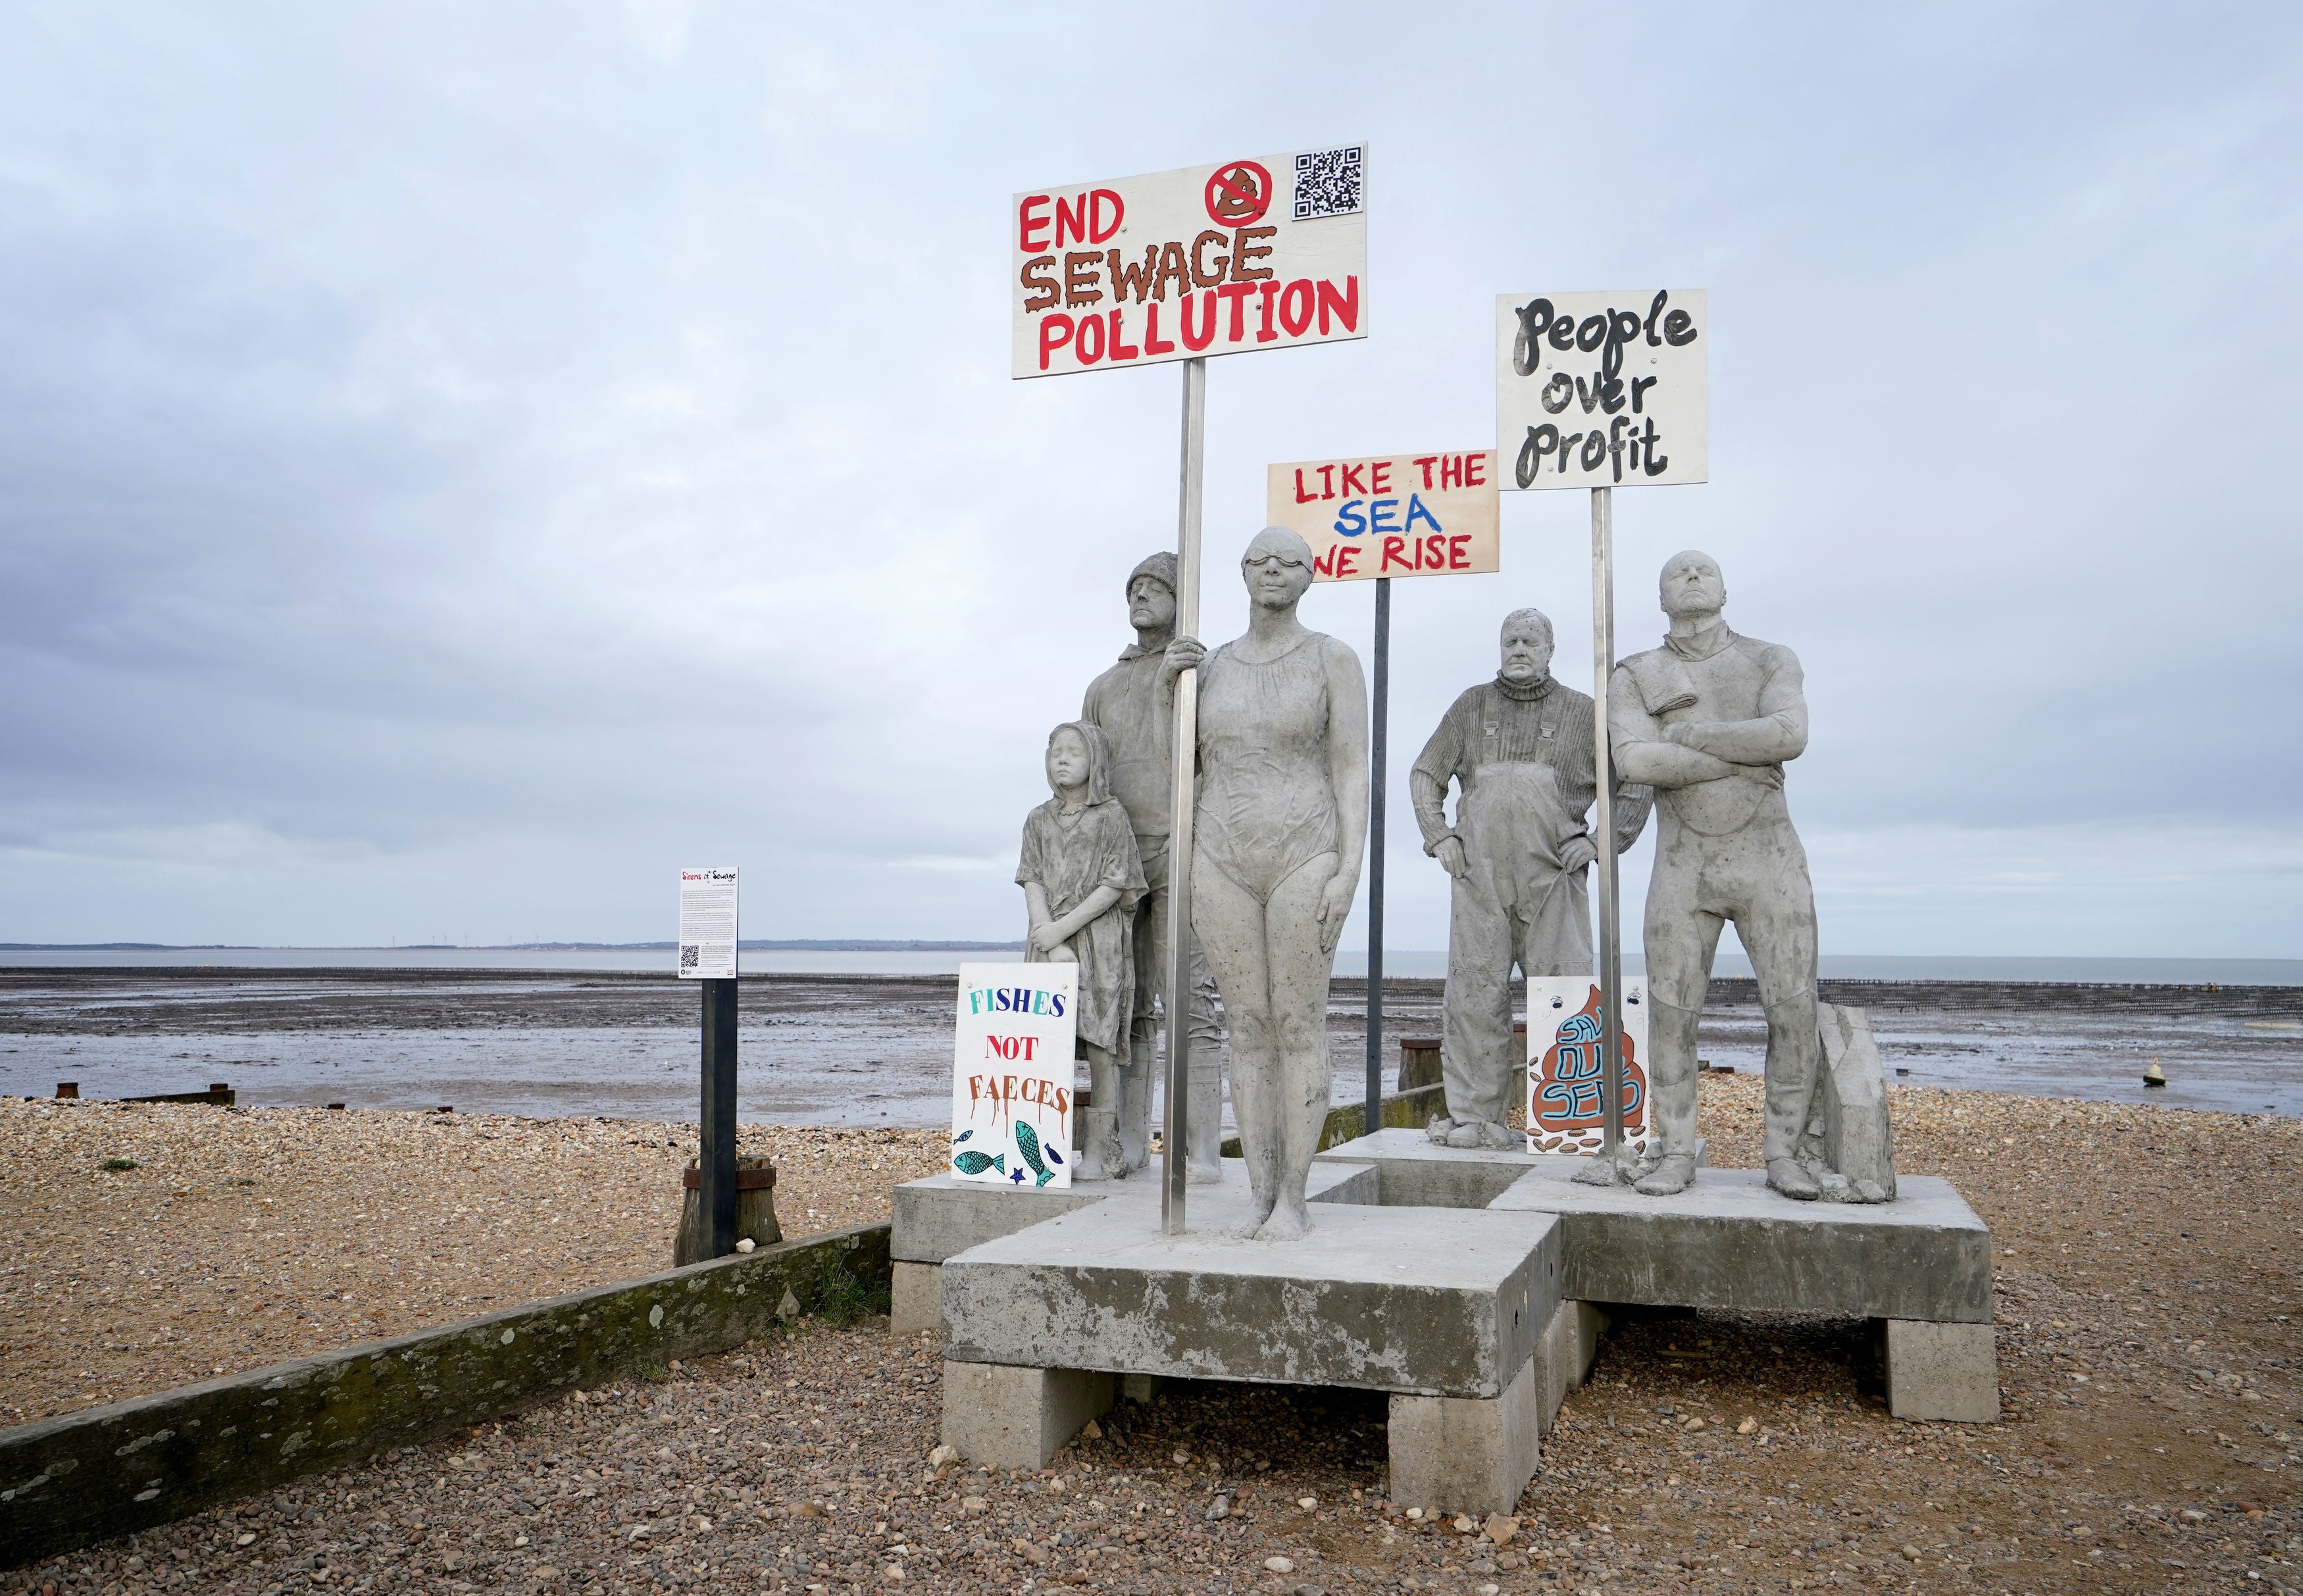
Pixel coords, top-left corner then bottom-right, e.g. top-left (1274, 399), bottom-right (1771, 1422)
top-left (1165, 526), bottom-right (1369, 1241)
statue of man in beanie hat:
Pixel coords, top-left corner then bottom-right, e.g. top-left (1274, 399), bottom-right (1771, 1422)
top-left (1082, 551), bottom-right (1229, 1182)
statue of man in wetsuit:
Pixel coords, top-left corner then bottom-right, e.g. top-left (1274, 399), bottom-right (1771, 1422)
top-left (1609, 551), bottom-right (1821, 1200)
top-left (1081, 552), bottom-right (1228, 1182)
top-left (1412, 607), bottom-right (1651, 1149)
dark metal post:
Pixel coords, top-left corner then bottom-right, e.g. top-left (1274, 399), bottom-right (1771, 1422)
top-left (699, 976), bottom-right (740, 1259)
top-left (1364, 576), bottom-right (1390, 1138)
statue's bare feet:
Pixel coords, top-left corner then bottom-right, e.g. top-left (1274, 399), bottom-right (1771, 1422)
top-left (1254, 1202), bottom-right (1312, 1243)
top-left (1425, 1116), bottom-right (1456, 1145)
top-left (1186, 1160), bottom-right (1223, 1186)
top-left (1223, 1192), bottom-right (1278, 1240)
top-left (1766, 1157), bottom-right (1821, 1201)
top-left (1632, 1152), bottom-right (1696, 1196)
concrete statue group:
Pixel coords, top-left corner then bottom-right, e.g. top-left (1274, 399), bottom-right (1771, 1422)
top-left (1016, 528), bottom-right (1873, 1238)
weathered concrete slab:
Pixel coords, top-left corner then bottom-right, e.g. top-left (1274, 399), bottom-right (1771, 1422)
top-left (1313, 1128), bottom-right (1705, 1210)
top-left (1490, 1164), bottom-right (1992, 1323)
top-left (1387, 1351), bottom-right (1541, 1516)
top-left (942, 1185), bottom-right (1560, 1399)
top-left (893, 1158), bottom-right (1376, 1264)
top-left (1880, 1319), bottom-right (1999, 1422)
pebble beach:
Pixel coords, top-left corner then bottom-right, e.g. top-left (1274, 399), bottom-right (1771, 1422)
top-left (4, 1077), bottom-right (2299, 1594)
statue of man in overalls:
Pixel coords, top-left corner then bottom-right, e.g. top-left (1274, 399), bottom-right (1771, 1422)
top-left (1411, 608), bottom-right (1652, 1149)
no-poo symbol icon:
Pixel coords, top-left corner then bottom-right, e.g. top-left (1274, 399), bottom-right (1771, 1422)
top-left (1204, 160), bottom-right (1273, 227)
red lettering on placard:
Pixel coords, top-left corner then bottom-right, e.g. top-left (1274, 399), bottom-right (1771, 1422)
top-left (1441, 454), bottom-right (1464, 489)
top-left (1109, 309), bottom-right (1139, 361)
top-left (1294, 469), bottom-right (1319, 506)
top-left (1055, 194), bottom-right (1088, 249)
top-left (1039, 314), bottom-right (1075, 371)
top-left (1413, 455), bottom-right (1438, 489)
top-left (1088, 188), bottom-right (1124, 243)
top-left (1076, 313), bottom-right (1105, 364)
top-left (1448, 535), bottom-right (1471, 570)
top-left (1381, 536), bottom-right (1408, 572)
top-left (1180, 290), bottom-right (1217, 351)
top-left (1018, 195), bottom-right (1052, 253)
top-left (1278, 279), bottom-right (1314, 337)
top-left (1465, 452), bottom-right (1488, 487)
top-left (1369, 460), bottom-right (1392, 493)
top-left (1319, 464), bottom-right (1336, 499)
top-left (1256, 282), bottom-right (1280, 342)
top-left (1334, 544), bottom-right (1360, 576)
top-left (1341, 462), bottom-right (1367, 495)
top-left (1317, 276), bottom-right (1360, 334)
top-left (1218, 282), bottom-right (1255, 342)
top-left (1143, 301), bottom-right (1176, 356)
top-left (1313, 547), bottom-right (1337, 578)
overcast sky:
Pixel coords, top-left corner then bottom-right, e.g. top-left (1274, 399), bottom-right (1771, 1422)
top-left (1, 2), bottom-right (2297, 957)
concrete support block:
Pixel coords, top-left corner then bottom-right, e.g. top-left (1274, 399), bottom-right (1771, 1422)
top-left (889, 1261), bottom-right (940, 1337)
top-left (1120, 1373), bottom-right (1167, 1404)
top-left (1881, 1320), bottom-right (1999, 1423)
top-left (1567, 1301), bottom-right (1607, 1389)
top-left (1387, 1352), bottom-right (1541, 1517)
top-left (940, 1361), bottom-right (1114, 1470)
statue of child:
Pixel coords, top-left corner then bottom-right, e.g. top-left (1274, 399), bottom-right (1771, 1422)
top-left (1017, 721), bottom-right (1148, 1180)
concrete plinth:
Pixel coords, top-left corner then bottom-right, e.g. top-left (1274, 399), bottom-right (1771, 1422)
top-left (942, 1182), bottom-right (1559, 1399)
top-left (1388, 1350), bottom-right (1542, 1516)
top-left (890, 1260), bottom-right (940, 1336)
top-left (1487, 1160), bottom-right (1992, 1323)
top-left (940, 1361), bottom-right (1115, 1470)
top-left (895, 1160), bottom-right (1381, 1341)
top-left (1880, 1319), bottom-right (1999, 1422)
top-left (1311, 1132), bottom-right (1706, 1210)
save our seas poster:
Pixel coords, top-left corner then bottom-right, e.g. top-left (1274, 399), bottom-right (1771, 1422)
top-left (1525, 976), bottom-right (1651, 1156)
top-left (949, 962), bottom-right (1077, 1189)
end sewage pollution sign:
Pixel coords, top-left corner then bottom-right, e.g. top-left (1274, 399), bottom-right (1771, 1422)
top-left (1012, 145), bottom-right (1368, 380)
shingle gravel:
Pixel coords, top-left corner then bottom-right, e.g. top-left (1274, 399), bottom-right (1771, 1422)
top-left (4, 1078), bottom-right (2299, 1595)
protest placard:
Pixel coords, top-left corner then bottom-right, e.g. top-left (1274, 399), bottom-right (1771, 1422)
top-left (949, 962), bottom-right (1078, 1188)
top-left (1525, 976), bottom-right (1650, 1156)
top-left (1494, 289), bottom-right (1707, 489)
top-left (1265, 449), bottom-right (1498, 582)
top-left (1013, 146), bottom-right (1367, 379)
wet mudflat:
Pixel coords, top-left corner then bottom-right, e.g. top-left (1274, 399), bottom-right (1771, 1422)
top-left (0, 967), bottom-right (2294, 1121)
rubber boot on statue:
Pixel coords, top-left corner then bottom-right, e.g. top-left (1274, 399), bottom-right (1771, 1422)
top-left (1119, 1038), bottom-right (1153, 1175)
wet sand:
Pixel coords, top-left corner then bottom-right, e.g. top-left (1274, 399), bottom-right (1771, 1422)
top-left (0, 966), bottom-right (2294, 1123)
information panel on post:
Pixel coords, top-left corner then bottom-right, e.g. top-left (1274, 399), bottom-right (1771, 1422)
top-left (1012, 145), bottom-right (1368, 380)
top-left (1494, 289), bottom-right (1708, 489)
top-left (1265, 449), bottom-right (1499, 582)
top-left (676, 867), bottom-right (738, 980)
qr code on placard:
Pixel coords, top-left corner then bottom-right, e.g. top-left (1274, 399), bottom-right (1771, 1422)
top-left (679, 945), bottom-right (699, 971)
top-left (1293, 146), bottom-right (1363, 220)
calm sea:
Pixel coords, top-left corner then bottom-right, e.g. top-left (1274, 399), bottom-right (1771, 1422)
top-left (3, 947), bottom-right (2296, 984)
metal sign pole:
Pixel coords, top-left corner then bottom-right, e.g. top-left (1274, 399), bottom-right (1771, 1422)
top-left (1590, 486), bottom-right (1626, 1168)
top-left (1363, 577), bottom-right (1390, 1141)
top-left (1161, 355), bottom-right (1207, 1235)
